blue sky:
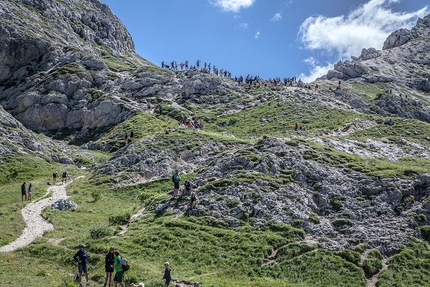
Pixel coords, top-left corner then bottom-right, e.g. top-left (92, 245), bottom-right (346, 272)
top-left (101, 0), bottom-right (429, 82)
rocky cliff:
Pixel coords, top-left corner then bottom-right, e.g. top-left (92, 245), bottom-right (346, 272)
top-left (326, 14), bottom-right (430, 95)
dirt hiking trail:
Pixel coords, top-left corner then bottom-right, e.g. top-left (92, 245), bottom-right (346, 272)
top-left (0, 180), bottom-right (73, 252)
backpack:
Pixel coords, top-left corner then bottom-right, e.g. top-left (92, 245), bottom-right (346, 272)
top-left (120, 256), bottom-right (130, 272)
top-left (172, 174), bottom-right (179, 183)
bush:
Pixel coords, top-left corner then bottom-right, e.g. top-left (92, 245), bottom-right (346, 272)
top-left (368, 249), bottom-right (383, 260)
top-left (363, 257), bottom-right (383, 276)
top-left (90, 225), bottom-right (113, 239)
top-left (91, 190), bottom-right (101, 202)
top-left (420, 226), bottom-right (430, 241)
top-left (337, 249), bottom-right (361, 266)
top-left (109, 212), bottom-right (131, 225)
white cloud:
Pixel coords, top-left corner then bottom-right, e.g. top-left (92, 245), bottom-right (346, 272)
top-left (236, 23), bottom-right (248, 30)
top-left (210, 0), bottom-right (255, 13)
top-left (300, 59), bottom-right (334, 83)
top-left (298, 0), bottom-right (429, 81)
top-left (255, 31), bottom-right (260, 39)
top-left (271, 13), bottom-right (282, 22)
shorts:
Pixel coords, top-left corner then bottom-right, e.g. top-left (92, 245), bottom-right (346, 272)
top-left (105, 265), bottom-right (114, 272)
top-left (114, 271), bottom-right (123, 282)
top-left (174, 182), bottom-right (179, 189)
top-left (165, 278), bottom-right (171, 285)
top-left (78, 264), bottom-right (88, 273)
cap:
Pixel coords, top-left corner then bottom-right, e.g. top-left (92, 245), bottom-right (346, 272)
top-left (80, 244), bottom-right (86, 248)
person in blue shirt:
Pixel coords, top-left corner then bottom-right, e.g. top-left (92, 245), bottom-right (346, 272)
top-left (73, 244), bottom-right (90, 286)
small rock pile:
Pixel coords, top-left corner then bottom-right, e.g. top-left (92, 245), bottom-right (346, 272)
top-left (51, 199), bottom-right (77, 211)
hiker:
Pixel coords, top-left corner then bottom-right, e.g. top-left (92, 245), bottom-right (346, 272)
top-left (27, 183), bottom-right (33, 201)
top-left (183, 180), bottom-right (192, 196)
top-left (294, 123), bottom-right (298, 131)
top-left (147, 102), bottom-right (151, 110)
top-left (114, 250), bottom-right (125, 287)
top-left (130, 130), bottom-right (134, 143)
top-left (61, 170), bottom-right (68, 184)
top-left (104, 247), bottom-right (115, 287)
top-left (158, 105), bottom-right (163, 116)
top-left (21, 182), bottom-right (26, 201)
top-left (162, 262), bottom-right (171, 287)
top-left (124, 133), bottom-right (128, 145)
top-left (196, 60), bottom-right (200, 69)
top-left (188, 192), bottom-right (198, 210)
top-left (73, 244), bottom-right (90, 287)
top-left (53, 171), bottom-right (58, 183)
top-left (172, 170), bottom-right (181, 197)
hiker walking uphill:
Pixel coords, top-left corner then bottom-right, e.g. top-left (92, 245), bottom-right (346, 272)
top-left (61, 170), bottom-right (68, 184)
top-left (73, 243), bottom-right (90, 286)
top-left (172, 170), bottom-right (181, 197)
top-left (52, 171), bottom-right (58, 183)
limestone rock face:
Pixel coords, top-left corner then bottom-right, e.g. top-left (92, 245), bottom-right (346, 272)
top-left (0, 0), bottom-right (138, 142)
top-left (327, 60), bottom-right (369, 80)
top-left (325, 14), bottom-right (430, 95)
top-left (383, 29), bottom-right (412, 50)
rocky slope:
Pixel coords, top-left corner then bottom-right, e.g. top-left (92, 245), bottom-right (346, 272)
top-left (326, 14), bottom-right (430, 95)
top-left (1, 0), bottom-right (430, 262)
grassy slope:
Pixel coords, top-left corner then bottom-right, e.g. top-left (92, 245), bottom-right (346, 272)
top-left (1, 85), bottom-right (430, 286)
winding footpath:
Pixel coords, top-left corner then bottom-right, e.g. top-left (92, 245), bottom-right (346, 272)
top-left (0, 181), bottom-right (72, 252)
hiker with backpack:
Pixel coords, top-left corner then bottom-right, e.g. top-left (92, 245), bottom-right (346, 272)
top-left (172, 170), bottom-right (181, 197)
top-left (113, 250), bottom-right (127, 287)
top-left (61, 170), bottom-right (68, 184)
top-left (52, 171), bottom-right (58, 183)
top-left (73, 244), bottom-right (90, 286)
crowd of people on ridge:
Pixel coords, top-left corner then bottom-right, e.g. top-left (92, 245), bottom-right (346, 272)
top-left (161, 59), bottom-right (320, 90)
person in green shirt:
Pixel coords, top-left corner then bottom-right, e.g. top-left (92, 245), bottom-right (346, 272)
top-left (113, 250), bottom-right (125, 287)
